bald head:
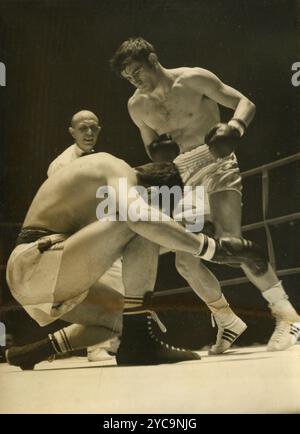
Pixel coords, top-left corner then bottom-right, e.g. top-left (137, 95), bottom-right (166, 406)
top-left (69, 110), bottom-right (101, 152)
top-left (71, 110), bottom-right (99, 128)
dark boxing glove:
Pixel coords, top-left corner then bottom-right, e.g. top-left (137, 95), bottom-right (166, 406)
top-left (213, 236), bottom-right (268, 276)
top-left (148, 134), bottom-right (180, 162)
top-left (205, 119), bottom-right (246, 159)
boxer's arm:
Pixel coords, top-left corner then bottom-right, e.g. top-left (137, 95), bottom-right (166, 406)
top-left (128, 100), bottom-right (179, 162)
top-left (189, 68), bottom-right (256, 128)
top-left (128, 98), bottom-right (158, 159)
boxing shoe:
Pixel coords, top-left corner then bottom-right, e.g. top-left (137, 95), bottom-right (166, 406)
top-left (294, 322), bottom-right (300, 343)
top-left (116, 313), bottom-right (200, 366)
top-left (124, 292), bottom-right (167, 333)
top-left (267, 321), bottom-right (300, 351)
top-left (208, 295), bottom-right (247, 355)
top-left (268, 298), bottom-right (300, 323)
top-left (209, 316), bottom-right (247, 355)
top-left (263, 283), bottom-right (300, 323)
top-left (262, 282), bottom-right (300, 351)
top-left (5, 337), bottom-right (56, 370)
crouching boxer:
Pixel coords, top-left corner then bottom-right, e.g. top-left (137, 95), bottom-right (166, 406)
top-left (5, 152), bottom-right (267, 369)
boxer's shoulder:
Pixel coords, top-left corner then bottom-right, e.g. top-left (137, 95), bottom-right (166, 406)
top-left (128, 90), bottom-right (148, 109)
top-left (176, 67), bottom-right (219, 90)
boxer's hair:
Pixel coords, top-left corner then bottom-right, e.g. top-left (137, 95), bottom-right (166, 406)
top-left (110, 37), bottom-right (156, 76)
top-left (135, 162), bottom-right (183, 190)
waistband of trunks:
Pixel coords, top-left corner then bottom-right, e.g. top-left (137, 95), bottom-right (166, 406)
top-left (174, 144), bottom-right (214, 170)
top-left (16, 227), bottom-right (58, 246)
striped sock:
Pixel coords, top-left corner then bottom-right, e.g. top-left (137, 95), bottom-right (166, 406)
top-left (123, 295), bottom-right (144, 313)
top-left (194, 234), bottom-right (216, 260)
top-left (50, 329), bottom-right (73, 354)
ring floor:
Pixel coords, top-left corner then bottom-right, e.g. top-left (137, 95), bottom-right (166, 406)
top-left (1, 345), bottom-right (299, 414)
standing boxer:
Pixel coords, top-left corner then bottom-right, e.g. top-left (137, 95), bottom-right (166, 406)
top-left (110, 37), bottom-right (300, 352)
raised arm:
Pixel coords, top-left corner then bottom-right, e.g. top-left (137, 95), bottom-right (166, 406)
top-left (189, 68), bottom-right (256, 158)
top-left (190, 68), bottom-right (256, 128)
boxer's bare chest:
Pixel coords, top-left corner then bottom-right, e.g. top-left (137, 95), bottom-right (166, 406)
top-left (142, 83), bottom-right (203, 133)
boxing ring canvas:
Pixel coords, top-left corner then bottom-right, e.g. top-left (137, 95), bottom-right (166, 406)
top-left (0, 0), bottom-right (300, 415)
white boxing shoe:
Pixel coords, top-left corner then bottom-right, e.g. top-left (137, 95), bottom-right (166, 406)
top-left (269, 298), bottom-right (300, 323)
top-left (267, 321), bottom-right (300, 351)
top-left (209, 315), bottom-right (247, 355)
top-left (208, 295), bottom-right (247, 355)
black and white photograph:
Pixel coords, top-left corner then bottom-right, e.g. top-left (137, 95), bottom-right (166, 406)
top-left (0, 0), bottom-right (300, 414)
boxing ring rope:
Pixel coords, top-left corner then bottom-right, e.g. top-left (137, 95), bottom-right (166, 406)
top-left (155, 152), bottom-right (300, 298)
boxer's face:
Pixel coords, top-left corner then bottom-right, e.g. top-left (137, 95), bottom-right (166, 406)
top-left (121, 58), bottom-right (158, 92)
top-left (70, 117), bottom-right (101, 152)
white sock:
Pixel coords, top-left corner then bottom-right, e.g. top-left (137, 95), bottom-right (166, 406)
top-left (262, 281), bottom-right (288, 305)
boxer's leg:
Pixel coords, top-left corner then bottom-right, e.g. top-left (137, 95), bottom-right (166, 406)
top-left (6, 280), bottom-right (124, 370)
top-left (117, 234), bottom-right (200, 365)
top-left (122, 236), bottom-right (159, 310)
top-left (54, 220), bottom-right (134, 303)
top-left (210, 189), bottom-right (300, 351)
top-left (58, 285), bottom-right (123, 352)
top-left (175, 252), bottom-right (221, 303)
top-left (82, 276), bottom-right (124, 360)
top-left (172, 187), bottom-right (245, 354)
top-left (176, 248), bottom-right (247, 354)
top-left (209, 190), bottom-right (242, 237)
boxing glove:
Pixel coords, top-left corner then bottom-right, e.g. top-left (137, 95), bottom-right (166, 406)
top-left (205, 119), bottom-right (246, 159)
top-left (213, 236), bottom-right (268, 276)
top-left (148, 134), bottom-right (180, 162)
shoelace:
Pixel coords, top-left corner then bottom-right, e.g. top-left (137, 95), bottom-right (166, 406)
top-left (149, 311), bottom-right (167, 333)
top-left (124, 309), bottom-right (167, 333)
top-left (146, 314), bottom-right (187, 352)
top-left (211, 313), bottom-right (216, 328)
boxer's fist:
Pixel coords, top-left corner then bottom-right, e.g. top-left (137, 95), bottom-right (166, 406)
top-left (205, 123), bottom-right (241, 159)
top-left (148, 134), bottom-right (180, 162)
top-left (212, 236), bottom-right (268, 276)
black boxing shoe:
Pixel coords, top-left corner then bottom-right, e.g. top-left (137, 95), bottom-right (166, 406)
top-left (116, 313), bottom-right (200, 366)
top-left (6, 337), bottom-right (56, 370)
top-left (213, 237), bottom-right (268, 276)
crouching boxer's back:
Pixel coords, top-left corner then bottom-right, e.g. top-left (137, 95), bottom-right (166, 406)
top-left (24, 152), bottom-right (135, 232)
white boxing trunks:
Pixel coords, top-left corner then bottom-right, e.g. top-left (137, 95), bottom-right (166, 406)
top-left (172, 145), bottom-right (242, 231)
top-left (174, 144), bottom-right (242, 195)
top-left (6, 231), bottom-right (124, 327)
top-left (6, 233), bottom-right (89, 326)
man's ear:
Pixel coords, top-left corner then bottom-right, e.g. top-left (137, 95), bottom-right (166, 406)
top-left (69, 126), bottom-right (75, 138)
top-left (148, 52), bottom-right (158, 66)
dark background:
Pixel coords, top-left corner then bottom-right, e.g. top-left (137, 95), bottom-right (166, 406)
top-left (0, 0), bottom-right (299, 348)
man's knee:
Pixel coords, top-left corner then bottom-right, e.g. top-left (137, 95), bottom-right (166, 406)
top-left (99, 293), bottom-right (124, 312)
